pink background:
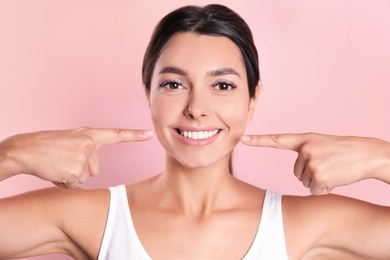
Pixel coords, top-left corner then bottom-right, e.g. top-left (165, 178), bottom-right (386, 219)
top-left (0, 1), bottom-right (389, 259)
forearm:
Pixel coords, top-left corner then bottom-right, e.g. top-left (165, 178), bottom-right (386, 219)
top-left (370, 138), bottom-right (390, 185)
top-left (0, 137), bottom-right (24, 181)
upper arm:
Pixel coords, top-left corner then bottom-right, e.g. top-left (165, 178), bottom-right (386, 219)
top-left (320, 195), bottom-right (390, 259)
top-left (0, 187), bottom-right (109, 259)
top-left (283, 194), bottom-right (390, 259)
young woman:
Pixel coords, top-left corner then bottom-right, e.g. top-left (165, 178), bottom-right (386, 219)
top-left (1, 4), bottom-right (390, 259)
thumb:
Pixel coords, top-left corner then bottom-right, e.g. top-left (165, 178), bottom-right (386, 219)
top-left (241, 133), bottom-right (304, 152)
top-left (82, 128), bottom-right (154, 148)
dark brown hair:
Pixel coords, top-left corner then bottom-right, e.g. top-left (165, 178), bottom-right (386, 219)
top-left (142, 4), bottom-right (260, 98)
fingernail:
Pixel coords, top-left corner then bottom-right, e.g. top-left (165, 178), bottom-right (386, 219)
top-left (144, 130), bottom-right (154, 137)
top-left (241, 135), bottom-right (251, 142)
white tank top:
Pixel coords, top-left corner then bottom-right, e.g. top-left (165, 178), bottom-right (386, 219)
top-left (98, 185), bottom-right (288, 259)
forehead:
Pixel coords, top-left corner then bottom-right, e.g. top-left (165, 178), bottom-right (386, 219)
top-left (155, 33), bottom-right (246, 77)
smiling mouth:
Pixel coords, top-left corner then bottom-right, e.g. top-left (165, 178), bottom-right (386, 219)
top-left (176, 129), bottom-right (221, 140)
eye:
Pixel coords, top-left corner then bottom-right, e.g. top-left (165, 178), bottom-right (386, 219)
top-left (212, 81), bottom-right (237, 91)
top-left (159, 80), bottom-right (184, 90)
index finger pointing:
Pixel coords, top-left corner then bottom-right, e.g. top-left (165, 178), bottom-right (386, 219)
top-left (84, 128), bottom-right (154, 148)
top-left (240, 133), bottom-right (304, 152)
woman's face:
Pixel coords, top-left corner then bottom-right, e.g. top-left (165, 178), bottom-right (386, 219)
top-left (148, 32), bottom-right (257, 168)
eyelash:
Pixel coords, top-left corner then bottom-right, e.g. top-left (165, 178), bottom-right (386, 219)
top-left (212, 81), bottom-right (237, 91)
top-left (159, 80), bottom-right (183, 90)
top-left (159, 80), bottom-right (237, 91)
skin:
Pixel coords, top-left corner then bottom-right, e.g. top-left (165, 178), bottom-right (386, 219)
top-left (1, 33), bottom-right (390, 259)
top-left (0, 128), bottom-right (153, 259)
top-left (242, 133), bottom-right (390, 194)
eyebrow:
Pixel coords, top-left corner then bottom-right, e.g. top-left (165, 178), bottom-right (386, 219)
top-left (159, 67), bottom-right (241, 79)
top-left (159, 67), bottom-right (187, 76)
top-left (207, 68), bottom-right (242, 79)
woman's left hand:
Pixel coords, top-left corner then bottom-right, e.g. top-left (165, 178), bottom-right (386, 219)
top-left (241, 133), bottom-right (390, 195)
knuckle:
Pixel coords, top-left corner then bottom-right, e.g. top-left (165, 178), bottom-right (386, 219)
top-left (74, 126), bottom-right (90, 134)
top-left (270, 134), bottom-right (282, 145)
top-left (300, 145), bottom-right (311, 157)
top-left (114, 128), bottom-right (124, 136)
top-left (68, 161), bottom-right (85, 177)
top-left (306, 159), bottom-right (325, 174)
top-left (310, 169), bottom-right (328, 185)
top-left (306, 132), bottom-right (315, 138)
top-left (79, 126), bottom-right (90, 132)
top-left (80, 137), bottom-right (95, 154)
top-left (59, 177), bottom-right (77, 189)
top-left (306, 160), bottom-right (316, 172)
top-left (305, 132), bottom-right (318, 141)
top-left (113, 128), bottom-right (126, 141)
top-left (310, 186), bottom-right (322, 195)
top-left (67, 172), bottom-right (79, 182)
top-left (65, 181), bottom-right (78, 189)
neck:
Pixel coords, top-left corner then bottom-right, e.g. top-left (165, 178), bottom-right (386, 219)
top-left (154, 153), bottom-right (236, 218)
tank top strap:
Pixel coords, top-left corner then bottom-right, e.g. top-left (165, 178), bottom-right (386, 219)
top-left (242, 190), bottom-right (288, 259)
top-left (98, 185), bottom-right (152, 260)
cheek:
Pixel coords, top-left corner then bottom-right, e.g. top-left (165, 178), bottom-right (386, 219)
top-left (149, 98), bottom-right (170, 150)
top-left (221, 99), bottom-right (250, 134)
top-left (149, 95), bottom-right (183, 140)
top-left (150, 94), bottom-right (170, 118)
top-left (150, 96), bottom-right (169, 130)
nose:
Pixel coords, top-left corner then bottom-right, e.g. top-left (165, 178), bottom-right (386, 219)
top-left (184, 89), bottom-right (210, 119)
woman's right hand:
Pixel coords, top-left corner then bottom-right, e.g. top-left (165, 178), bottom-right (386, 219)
top-left (0, 127), bottom-right (153, 188)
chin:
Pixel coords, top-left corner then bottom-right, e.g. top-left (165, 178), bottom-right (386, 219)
top-left (179, 161), bottom-right (212, 169)
top-left (168, 151), bottom-right (231, 170)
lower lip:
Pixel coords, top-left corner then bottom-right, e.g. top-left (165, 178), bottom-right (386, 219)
top-left (174, 130), bottom-right (220, 146)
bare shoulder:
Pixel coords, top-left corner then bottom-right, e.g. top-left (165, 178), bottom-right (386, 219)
top-left (282, 193), bottom-right (390, 259)
top-left (0, 187), bottom-right (110, 259)
top-left (283, 192), bottom-right (388, 227)
top-left (50, 187), bottom-right (111, 258)
top-left (4, 186), bottom-right (110, 218)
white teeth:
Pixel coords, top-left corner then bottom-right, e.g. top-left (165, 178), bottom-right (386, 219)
top-left (179, 129), bottom-right (219, 140)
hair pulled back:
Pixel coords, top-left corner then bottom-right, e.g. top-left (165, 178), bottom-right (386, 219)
top-left (142, 4), bottom-right (260, 98)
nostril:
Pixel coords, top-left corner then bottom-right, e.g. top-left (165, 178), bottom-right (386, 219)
top-left (184, 110), bottom-right (208, 119)
top-left (184, 101), bottom-right (210, 118)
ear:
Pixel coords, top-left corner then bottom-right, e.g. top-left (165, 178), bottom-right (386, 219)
top-left (247, 84), bottom-right (261, 122)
